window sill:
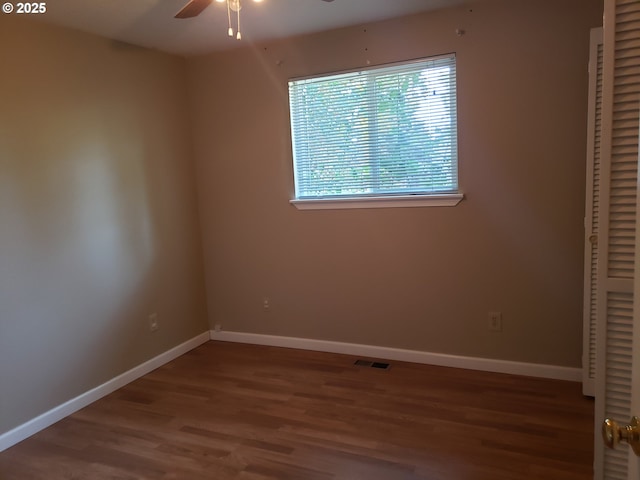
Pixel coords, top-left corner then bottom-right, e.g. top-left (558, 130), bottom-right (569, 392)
top-left (290, 193), bottom-right (464, 210)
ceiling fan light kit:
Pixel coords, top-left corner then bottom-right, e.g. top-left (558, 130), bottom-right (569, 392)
top-left (174, 0), bottom-right (261, 40)
top-left (175, 0), bottom-right (334, 41)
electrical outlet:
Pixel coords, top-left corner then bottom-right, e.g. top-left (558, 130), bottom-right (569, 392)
top-left (214, 323), bottom-right (222, 332)
top-left (149, 313), bottom-right (159, 332)
top-left (488, 311), bottom-right (502, 332)
top-left (263, 297), bottom-right (270, 310)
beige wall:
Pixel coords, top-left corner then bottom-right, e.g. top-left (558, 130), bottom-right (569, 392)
top-left (0, 17), bottom-right (208, 434)
top-left (188, 0), bottom-right (603, 367)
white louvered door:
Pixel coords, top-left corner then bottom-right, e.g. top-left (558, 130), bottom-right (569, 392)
top-left (594, 0), bottom-right (640, 479)
top-left (584, 26), bottom-right (604, 398)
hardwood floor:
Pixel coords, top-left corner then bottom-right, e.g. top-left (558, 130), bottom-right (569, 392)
top-left (0, 341), bottom-right (594, 479)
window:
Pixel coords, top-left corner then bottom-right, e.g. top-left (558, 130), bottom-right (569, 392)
top-left (288, 54), bottom-right (462, 210)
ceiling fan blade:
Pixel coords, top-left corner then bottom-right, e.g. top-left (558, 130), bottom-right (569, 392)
top-left (175, 0), bottom-right (213, 19)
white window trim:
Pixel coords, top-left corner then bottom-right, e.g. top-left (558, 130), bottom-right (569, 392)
top-left (290, 193), bottom-right (464, 210)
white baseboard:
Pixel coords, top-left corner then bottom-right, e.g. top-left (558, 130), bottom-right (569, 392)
top-left (209, 330), bottom-right (582, 382)
top-left (0, 331), bottom-right (210, 453)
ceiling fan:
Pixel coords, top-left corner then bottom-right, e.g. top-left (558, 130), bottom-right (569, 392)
top-left (175, 0), bottom-right (335, 20)
top-left (175, 0), bottom-right (335, 40)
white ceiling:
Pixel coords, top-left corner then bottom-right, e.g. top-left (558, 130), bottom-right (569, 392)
top-left (36, 0), bottom-right (478, 56)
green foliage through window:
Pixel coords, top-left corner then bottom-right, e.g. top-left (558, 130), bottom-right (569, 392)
top-left (289, 54), bottom-right (458, 199)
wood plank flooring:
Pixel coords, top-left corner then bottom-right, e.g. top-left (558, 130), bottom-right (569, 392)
top-left (0, 341), bottom-right (594, 479)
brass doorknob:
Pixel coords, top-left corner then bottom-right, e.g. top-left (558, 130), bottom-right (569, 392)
top-left (589, 234), bottom-right (598, 245)
top-left (603, 417), bottom-right (640, 456)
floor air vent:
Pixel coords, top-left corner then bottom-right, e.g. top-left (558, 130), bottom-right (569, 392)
top-left (353, 359), bottom-right (390, 370)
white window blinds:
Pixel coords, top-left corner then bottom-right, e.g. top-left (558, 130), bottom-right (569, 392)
top-left (288, 54), bottom-right (458, 200)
